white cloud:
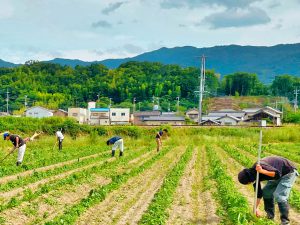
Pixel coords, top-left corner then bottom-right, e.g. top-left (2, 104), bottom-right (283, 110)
top-left (0, 0), bottom-right (14, 19)
top-left (203, 7), bottom-right (271, 29)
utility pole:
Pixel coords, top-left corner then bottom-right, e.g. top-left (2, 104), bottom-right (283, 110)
top-left (176, 96), bottom-right (180, 113)
top-left (198, 55), bottom-right (206, 125)
top-left (24, 95), bottom-right (28, 110)
top-left (138, 102), bottom-right (141, 111)
top-left (168, 102), bottom-right (170, 112)
top-left (109, 98), bottom-right (112, 108)
top-left (6, 88), bottom-right (9, 114)
top-left (133, 97), bottom-right (136, 113)
top-left (294, 88), bottom-right (300, 112)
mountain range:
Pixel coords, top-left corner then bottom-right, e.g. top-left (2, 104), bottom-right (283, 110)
top-left (1, 43), bottom-right (300, 83)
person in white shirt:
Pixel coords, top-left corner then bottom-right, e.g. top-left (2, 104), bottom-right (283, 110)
top-left (55, 129), bottom-right (64, 151)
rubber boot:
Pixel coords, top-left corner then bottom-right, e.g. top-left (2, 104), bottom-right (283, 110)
top-left (119, 151), bottom-right (123, 157)
top-left (16, 161), bottom-right (21, 166)
top-left (278, 201), bottom-right (290, 225)
top-left (264, 198), bottom-right (275, 220)
top-left (111, 150), bottom-right (115, 157)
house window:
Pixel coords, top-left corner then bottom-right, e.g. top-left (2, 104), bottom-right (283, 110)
top-left (121, 113), bottom-right (126, 116)
top-left (29, 112), bottom-right (32, 115)
top-left (72, 113), bottom-right (78, 116)
top-left (112, 112), bottom-right (116, 116)
top-left (34, 112), bottom-right (38, 115)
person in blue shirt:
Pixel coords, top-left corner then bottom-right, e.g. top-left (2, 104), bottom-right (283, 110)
top-left (106, 136), bottom-right (124, 157)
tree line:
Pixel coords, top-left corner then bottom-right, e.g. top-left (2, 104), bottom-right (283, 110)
top-left (0, 61), bottom-right (298, 113)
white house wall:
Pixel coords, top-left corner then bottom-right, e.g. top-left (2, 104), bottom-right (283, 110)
top-left (26, 107), bottom-right (53, 118)
top-left (110, 108), bottom-right (130, 124)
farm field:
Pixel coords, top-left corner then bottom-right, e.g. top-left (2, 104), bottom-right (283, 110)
top-left (0, 127), bottom-right (300, 225)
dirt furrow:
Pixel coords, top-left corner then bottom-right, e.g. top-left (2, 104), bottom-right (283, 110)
top-left (166, 146), bottom-right (219, 225)
top-left (75, 146), bottom-right (186, 225)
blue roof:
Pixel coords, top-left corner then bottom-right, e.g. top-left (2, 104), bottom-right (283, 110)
top-left (90, 108), bottom-right (109, 112)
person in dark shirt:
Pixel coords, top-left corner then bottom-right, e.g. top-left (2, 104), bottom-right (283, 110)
top-left (155, 130), bottom-right (163, 152)
top-left (238, 156), bottom-right (298, 225)
top-left (106, 136), bottom-right (123, 157)
top-left (3, 132), bottom-right (27, 166)
top-left (155, 129), bottom-right (168, 152)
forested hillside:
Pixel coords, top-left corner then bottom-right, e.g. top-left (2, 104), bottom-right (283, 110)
top-left (0, 61), bottom-right (299, 113)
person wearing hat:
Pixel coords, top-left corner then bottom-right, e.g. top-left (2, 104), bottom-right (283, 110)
top-left (238, 156), bottom-right (298, 225)
top-left (3, 132), bottom-right (27, 166)
top-left (106, 136), bottom-right (123, 157)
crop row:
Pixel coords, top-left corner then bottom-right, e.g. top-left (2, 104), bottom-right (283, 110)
top-left (206, 145), bottom-right (273, 225)
top-left (0, 144), bottom-right (154, 213)
top-left (45, 144), bottom-right (174, 224)
top-left (0, 151), bottom-right (110, 192)
top-left (138, 145), bottom-right (194, 225)
top-left (221, 143), bottom-right (300, 212)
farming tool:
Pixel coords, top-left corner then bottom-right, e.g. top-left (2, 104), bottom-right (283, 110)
top-left (52, 141), bottom-right (58, 150)
top-left (253, 120), bottom-right (266, 215)
top-left (0, 131), bottom-right (43, 164)
top-left (0, 147), bottom-right (17, 164)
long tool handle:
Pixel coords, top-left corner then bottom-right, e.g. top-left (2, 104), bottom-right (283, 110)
top-left (253, 129), bottom-right (263, 214)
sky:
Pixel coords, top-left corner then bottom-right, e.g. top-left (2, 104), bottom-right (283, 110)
top-left (0, 0), bottom-right (300, 63)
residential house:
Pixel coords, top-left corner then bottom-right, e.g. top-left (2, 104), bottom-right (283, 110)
top-left (133, 111), bottom-right (161, 125)
top-left (185, 108), bottom-right (199, 122)
top-left (207, 109), bottom-right (246, 120)
top-left (53, 109), bottom-right (68, 117)
top-left (143, 115), bottom-right (185, 125)
top-left (218, 115), bottom-right (241, 126)
top-left (68, 108), bottom-right (87, 124)
top-left (89, 108), bottom-right (110, 125)
top-left (200, 119), bottom-right (221, 126)
top-left (0, 112), bottom-right (9, 116)
top-left (246, 107), bottom-right (282, 126)
top-left (110, 108), bottom-right (130, 125)
top-left (25, 106), bottom-right (53, 118)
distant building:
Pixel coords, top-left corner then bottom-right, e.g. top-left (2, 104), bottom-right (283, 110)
top-left (200, 119), bottom-right (221, 126)
top-left (246, 106), bottom-right (282, 126)
top-left (68, 108), bottom-right (87, 124)
top-left (133, 111), bottom-right (161, 125)
top-left (89, 108), bottom-right (110, 125)
top-left (185, 108), bottom-right (199, 122)
top-left (53, 109), bottom-right (68, 117)
top-left (110, 108), bottom-right (130, 125)
top-left (218, 115), bottom-right (241, 126)
top-left (25, 106), bottom-right (53, 118)
top-left (200, 106), bottom-right (282, 126)
top-left (207, 109), bottom-right (245, 120)
top-left (0, 112), bottom-right (9, 117)
top-left (143, 115), bottom-right (185, 125)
